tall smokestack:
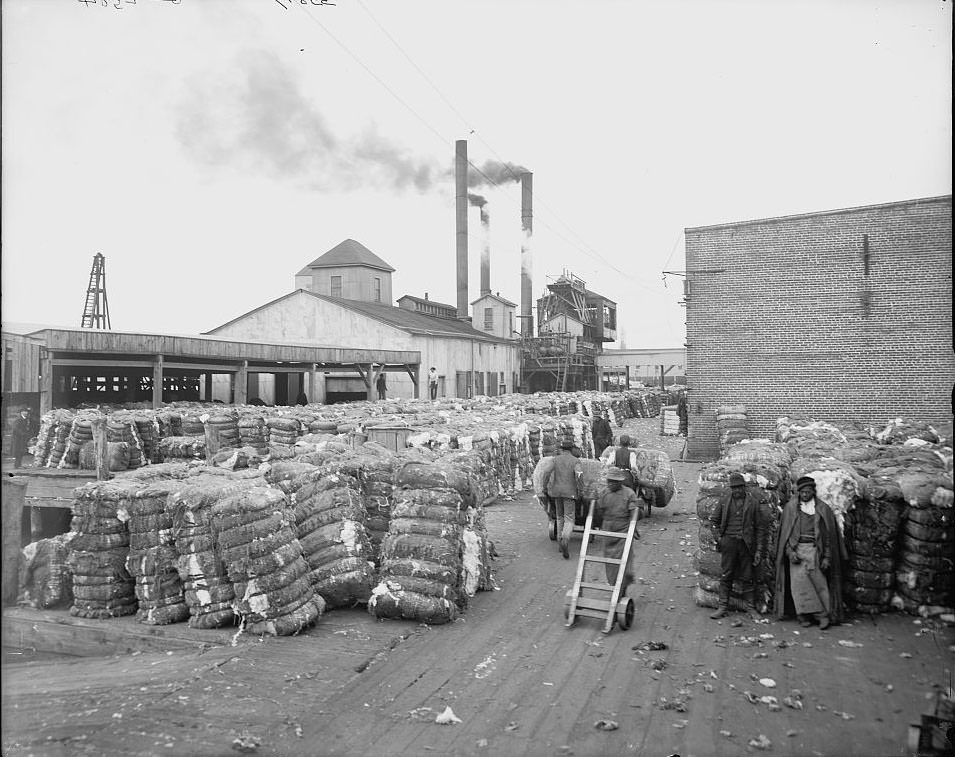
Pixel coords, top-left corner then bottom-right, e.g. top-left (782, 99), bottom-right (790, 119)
top-left (455, 140), bottom-right (469, 319)
top-left (520, 171), bottom-right (533, 336)
top-left (480, 203), bottom-right (490, 296)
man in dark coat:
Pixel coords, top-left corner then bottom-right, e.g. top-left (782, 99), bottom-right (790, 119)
top-left (774, 475), bottom-right (847, 629)
top-left (376, 373), bottom-right (387, 400)
top-left (709, 472), bottom-right (766, 620)
top-left (544, 438), bottom-right (582, 559)
top-left (591, 413), bottom-right (613, 458)
top-left (11, 408), bottom-right (34, 469)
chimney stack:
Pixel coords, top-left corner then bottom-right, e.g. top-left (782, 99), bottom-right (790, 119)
top-left (480, 203), bottom-right (491, 296)
top-left (455, 140), bottom-right (469, 319)
top-left (520, 171), bottom-right (533, 336)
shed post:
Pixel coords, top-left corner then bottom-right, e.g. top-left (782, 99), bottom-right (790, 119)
top-left (235, 361), bottom-right (248, 405)
top-left (91, 416), bottom-right (109, 482)
top-left (2, 478), bottom-right (28, 606)
top-left (39, 349), bottom-right (53, 415)
top-left (152, 354), bottom-right (164, 409)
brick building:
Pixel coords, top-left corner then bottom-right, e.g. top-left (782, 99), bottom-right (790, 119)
top-left (684, 194), bottom-right (953, 460)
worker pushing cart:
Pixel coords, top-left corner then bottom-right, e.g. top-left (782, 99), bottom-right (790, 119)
top-left (564, 467), bottom-right (641, 633)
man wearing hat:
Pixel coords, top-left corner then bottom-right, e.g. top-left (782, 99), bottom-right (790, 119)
top-left (708, 472), bottom-right (766, 620)
top-left (599, 433), bottom-right (638, 493)
top-left (545, 438), bottom-right (583, 558)
top-left (11, 408), bottom-right (34, 469)
top-left (773, 475), bottom-right (847, 629)
top-left (595, 467), bottom-right (641, 596)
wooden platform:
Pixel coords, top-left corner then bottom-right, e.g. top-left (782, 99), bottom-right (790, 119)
top-left (1, 607), bottom-right (237, 657)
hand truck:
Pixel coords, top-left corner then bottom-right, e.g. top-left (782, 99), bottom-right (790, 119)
top-left (563, 500), bottom-right (638, 633)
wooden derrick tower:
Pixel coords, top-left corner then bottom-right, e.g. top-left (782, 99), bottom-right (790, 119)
top-left (81, 253), bottom-right (111, 329)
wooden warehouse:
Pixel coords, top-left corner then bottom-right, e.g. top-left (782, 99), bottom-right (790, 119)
top-left (206, 239), bottom-right (523, 400)
top-left (0, 326), bottom-right (420, 413)
top-left (683, 194), bottom-right (954, 459)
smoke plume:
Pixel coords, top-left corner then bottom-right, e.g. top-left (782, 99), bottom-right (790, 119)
top-left (468, 193), bottom-right (487, 207)
top-left (468, 159), bottom-right (529, 188)
top-left (175, 50), bottom-right (441, 192)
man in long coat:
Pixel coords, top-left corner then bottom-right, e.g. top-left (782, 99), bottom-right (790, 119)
top-left (773, 475), bottom-right (847, 629)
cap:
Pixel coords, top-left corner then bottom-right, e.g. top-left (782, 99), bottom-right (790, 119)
top-left (728, 472), bottom-right (746, 487)
top-left (605, 467), bottom-right (626, 481)
top-left (796, 475), bottom-right (816, 490)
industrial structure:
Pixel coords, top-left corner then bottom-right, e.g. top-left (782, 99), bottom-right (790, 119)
top-left (520, 272), bottom-right (617, 393)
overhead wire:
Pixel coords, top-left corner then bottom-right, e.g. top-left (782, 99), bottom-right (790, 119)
top-left (292, 1), bottom-right (678, 306)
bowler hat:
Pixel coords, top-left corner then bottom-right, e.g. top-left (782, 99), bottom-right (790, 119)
top-left (728, 472), bottom-right (746, 488)
top-left (796, 475), bottom-right (816, 490)
top-left (605, 467), bottom-right (626, 481)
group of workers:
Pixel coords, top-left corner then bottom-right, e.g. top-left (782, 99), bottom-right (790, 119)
top-left (711, 472), bottom-right (846, 628)
top-left (541, 418), bottom-right (847, 630)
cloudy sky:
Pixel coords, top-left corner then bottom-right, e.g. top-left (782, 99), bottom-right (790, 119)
top-left (2, 0), bottom-right (950, 349)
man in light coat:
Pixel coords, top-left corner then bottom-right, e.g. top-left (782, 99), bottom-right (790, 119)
top-left (545, 438), bottom-right (582, 559)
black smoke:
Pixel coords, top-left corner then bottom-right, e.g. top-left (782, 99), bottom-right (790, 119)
top-left (175, 50), bottom-right (441, 192)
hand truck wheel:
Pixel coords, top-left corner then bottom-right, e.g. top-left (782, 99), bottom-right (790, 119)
top-left (615, 597), bottom-right (634, 630)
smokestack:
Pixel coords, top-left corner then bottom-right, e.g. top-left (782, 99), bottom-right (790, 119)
top-left (455, 140), bottom-right (469, 319)
top-left (480, 203), bottom-right (490, 296)
top-left (520, 171), bottom-right (533, 336)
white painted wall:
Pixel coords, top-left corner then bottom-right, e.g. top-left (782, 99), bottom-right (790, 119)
top-left (209, 291), bottom-right (522, 400)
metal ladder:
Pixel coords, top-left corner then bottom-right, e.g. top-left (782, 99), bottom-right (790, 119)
top-left (564, 500), bottom-right (638, 634)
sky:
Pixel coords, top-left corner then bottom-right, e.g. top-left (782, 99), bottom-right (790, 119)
top-left (2, 0), bottom-right (951, 350)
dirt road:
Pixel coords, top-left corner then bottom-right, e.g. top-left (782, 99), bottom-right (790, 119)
top-left (2, 417), bottom-right (953, 757)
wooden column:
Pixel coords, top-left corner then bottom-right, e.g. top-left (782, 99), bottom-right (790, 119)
top-left (235, 361), bottom-right (248, 405)
top-left (91, 416), bottom-right (109, 481)
top-left (2, 478), bottom-right (28, 606)
top-left (152, 354), bottom-right (164, 409)
top-left (39, 349), bottom-right (53, 415)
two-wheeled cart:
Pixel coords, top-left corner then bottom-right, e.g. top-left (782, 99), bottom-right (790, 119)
top-left (563, 500), bottom-right (638, 633)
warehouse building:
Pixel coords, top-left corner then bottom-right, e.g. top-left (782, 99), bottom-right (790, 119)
top-left (205, 239), bottom-right (522, 401)
top-left (683, 194), bottom-right (953, 460)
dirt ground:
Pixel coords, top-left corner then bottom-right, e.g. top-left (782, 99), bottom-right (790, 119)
top-left (2, 417), bottom-right (953, 757)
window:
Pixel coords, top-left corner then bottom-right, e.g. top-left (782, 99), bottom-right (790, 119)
top-left (374, 277), bottom-right (381, 302)
top-left (330, 276), bottom-right (342, 298)
top-left (484, 307), bottom-right (494, 331)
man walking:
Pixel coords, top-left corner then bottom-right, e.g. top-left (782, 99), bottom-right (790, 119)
top-left (709, 472), bottom-right (765, 620)
top-left (773, 475), bottom-right (847, 629)
top-left (545, 438), bottom-right (582, 559)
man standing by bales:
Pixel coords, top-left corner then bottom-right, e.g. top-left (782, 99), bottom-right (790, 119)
top-left (774, 475), bottom-right (847, 629)
top-left (545, 438), bottom-right (583, 559)
top-left (11, 408), bottom-right (34, 469)
top-left (709, 472), bottom-right (766, 620)
top-left (595, 467), bottom-right (641, 596)
top-left (591, 413), bottom-right (613, 458)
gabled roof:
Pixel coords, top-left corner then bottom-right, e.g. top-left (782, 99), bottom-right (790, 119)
top-left (471, 292), bottom-right (517, 307)
top-left (397, 294), bottom-right (457, 310)
top-left (206, 290), bottom-right (512, 344)
top-left (296, 239), bottom-right (395, 276)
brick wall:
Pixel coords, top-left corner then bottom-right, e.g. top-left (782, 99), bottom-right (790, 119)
top-left (684, 195), bottom-right (953, 460)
